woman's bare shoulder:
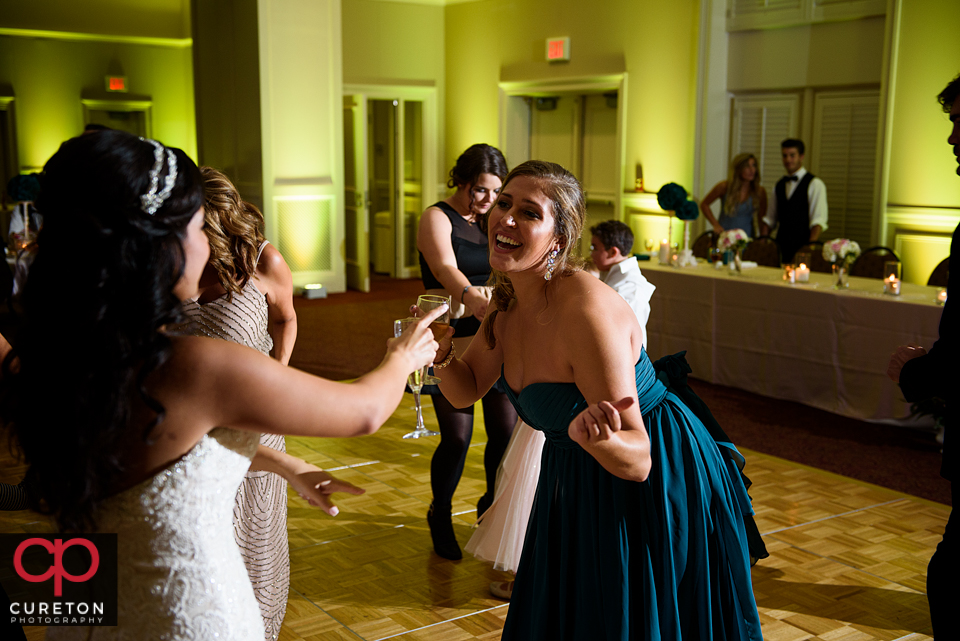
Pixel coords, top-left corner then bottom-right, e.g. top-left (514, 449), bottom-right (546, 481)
top-left (421, 204), bottom-right (452, 224)
top-left (561, 271), bottom-right (623, 305)
top-left (557, 272), bottom-right (635, 331)
top-left (254, 243), bottom-right (293, 292)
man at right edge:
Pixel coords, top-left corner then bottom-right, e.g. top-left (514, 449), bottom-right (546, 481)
top-left (887, 73), bottom-right (960, 639)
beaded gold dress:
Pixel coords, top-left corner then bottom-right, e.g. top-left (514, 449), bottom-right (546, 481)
top-left (181, 242), bottom-right (289, 641)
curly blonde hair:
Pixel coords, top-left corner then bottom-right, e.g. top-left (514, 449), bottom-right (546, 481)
top-left (200, 167), bottom-right (265, 299)
top-left (481, 160), bottom-right (585, 347)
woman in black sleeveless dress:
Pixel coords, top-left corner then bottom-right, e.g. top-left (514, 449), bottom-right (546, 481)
top-left (416, 144), bottom-right (518, 559)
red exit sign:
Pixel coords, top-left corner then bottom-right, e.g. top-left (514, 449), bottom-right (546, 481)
top-left (546, 37), bottom-right (570, 62)
top-left (105, 76), bottom-right (127, 92)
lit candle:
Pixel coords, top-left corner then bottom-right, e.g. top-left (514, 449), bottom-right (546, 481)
top-left (795, 263), bottom-right (810, 283)
top-left (883, 276), bottom-right (901, 295)
top-left (783, 264), bottom-right (795, 283)
top-left (670, 253), bottom-right (679, 266)
top-left (937, 288), bottom-right (948, 304)
top-left (658, 238), bottom-right (670, 264)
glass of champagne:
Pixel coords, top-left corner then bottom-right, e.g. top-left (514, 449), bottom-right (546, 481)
top-left (394, 317), bottom-right (440, 439)
top-left (417, 294), bottom-right (451, 386)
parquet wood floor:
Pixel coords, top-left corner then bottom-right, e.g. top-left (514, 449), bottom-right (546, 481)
top-left (1, 396), bottom-right (946, 640)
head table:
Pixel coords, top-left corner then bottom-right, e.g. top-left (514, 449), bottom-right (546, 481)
top-left (640, 259), bottom-right (944, 422)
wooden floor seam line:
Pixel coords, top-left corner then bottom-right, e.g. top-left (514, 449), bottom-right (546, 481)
top-left (372, 604), bottom-right (509, 641)
top-left (760, 498), bottom-right (905, 535)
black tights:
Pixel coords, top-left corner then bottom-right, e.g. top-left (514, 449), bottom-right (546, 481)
top-left (429, 388), bottom-right (517, 511)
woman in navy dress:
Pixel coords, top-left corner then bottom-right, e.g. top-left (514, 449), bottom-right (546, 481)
top-left (433, 160), bottom-right (763, 640)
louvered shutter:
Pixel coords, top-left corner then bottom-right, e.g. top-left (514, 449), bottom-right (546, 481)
top-left (811, 90), bottom-right (879, 248)
top-left (730, 94), bottom-right (800, 202)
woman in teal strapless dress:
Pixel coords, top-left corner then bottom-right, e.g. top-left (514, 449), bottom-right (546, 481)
top-left (434, 160), bottom-right (763, 640)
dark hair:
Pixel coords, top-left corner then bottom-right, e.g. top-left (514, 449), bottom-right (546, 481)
top-left (1, 130), bottom-right (203, 531)
top-left (590, 220), bottom-right (634, 256)
top-left (483, 160), bottom-right (585, 347)
top-left (446, 144), bottom-right (508, 189)
top-left (938, 73), bottom-right (960, 113)
top-left (781, 138), bottom-right (805, 155)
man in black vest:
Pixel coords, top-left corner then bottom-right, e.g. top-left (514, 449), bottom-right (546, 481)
top-left (887, 72), bottom-right (960, 640)
top-left (760, 139), bottom-right (829, 263)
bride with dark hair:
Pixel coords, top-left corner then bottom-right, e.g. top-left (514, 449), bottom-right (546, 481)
top-left (1, 130), bottom-right (444, 639)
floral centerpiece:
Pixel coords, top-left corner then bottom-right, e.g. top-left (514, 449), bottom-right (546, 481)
top-left (822, 238), bottom-right (861, 288)
top-left (718, 229), bottom-right (750, 273)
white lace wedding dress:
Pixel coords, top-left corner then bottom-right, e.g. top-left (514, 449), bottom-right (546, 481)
top-left (46, 428), bottom-right (265, 640)
top-left (180, 241), bottom-right (290, 640)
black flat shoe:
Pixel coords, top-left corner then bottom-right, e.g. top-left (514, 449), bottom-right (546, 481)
top-left (476, 493), bottom-right (493, 519)
top-left (427, 504), bottom-right (462, 560)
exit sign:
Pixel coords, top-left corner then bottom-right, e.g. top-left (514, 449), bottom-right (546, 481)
top-left (546, 37), bottom-right (570, 62)
top-left (105, 76), bottom-right (127, 92)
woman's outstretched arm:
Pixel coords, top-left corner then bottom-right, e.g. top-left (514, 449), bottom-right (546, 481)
top-left (159, 304), bottom-right (446, 445)
top-left (248, 445), bottom-right (364, 516)
top-left (434, 313), bottom-right (504, 408)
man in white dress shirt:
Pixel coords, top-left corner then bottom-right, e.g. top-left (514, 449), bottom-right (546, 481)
top-left (760, 138), bottom-right (828, 263)
top-left (589, 220), bottom-right (656, 347)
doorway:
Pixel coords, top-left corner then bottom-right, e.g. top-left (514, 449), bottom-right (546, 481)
top-left (81, 98), bottom-right (152, 138)
top-left (499, 76), bottom-right (627, 258)
top-left (342, 85), bottom-right (436, 291)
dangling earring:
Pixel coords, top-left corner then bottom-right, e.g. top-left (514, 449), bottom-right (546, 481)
top-left (544, 249), bottom-right (560, 281)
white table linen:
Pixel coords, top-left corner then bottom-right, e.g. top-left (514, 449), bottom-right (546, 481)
top-left (642, 260), bottom-right (943, 421)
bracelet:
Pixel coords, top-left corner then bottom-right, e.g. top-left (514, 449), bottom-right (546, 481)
top-left (433, 342), bottom-right (456, 369)
top-left (461, 285), bottom-right (471, 303)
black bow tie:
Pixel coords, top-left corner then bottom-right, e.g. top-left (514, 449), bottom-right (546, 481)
top-left (786, 175), bottom-right (799, 182)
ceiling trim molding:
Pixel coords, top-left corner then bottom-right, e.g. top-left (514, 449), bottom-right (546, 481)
top-left (0, 27), bottom-right (191, 48)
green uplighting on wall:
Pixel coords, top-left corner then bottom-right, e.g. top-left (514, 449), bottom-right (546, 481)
top-left (274, 195), bottom-right (334, 273)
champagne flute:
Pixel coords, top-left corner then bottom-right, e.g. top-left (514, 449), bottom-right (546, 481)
top-left (417, 294), bottom-right (451, 386)
top-left (394, 317), bottom-right (440, 439)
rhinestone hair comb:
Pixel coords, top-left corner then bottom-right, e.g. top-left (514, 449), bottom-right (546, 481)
top-left (139, 138), bottom-right (178, 215)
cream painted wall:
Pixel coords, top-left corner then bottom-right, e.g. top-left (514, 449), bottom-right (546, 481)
top-left (342, 0), bottom-right (445, 183)
top-left (886, 0), bottom-right (960, 209)
top-left (0, 35), bottom-right (197, 171)
top-left (1, 0), bottom-right (190, 40)
top-left (727, 17), bottom-right (885, 92)
top-left (444, 0), bottom-right (700, 193)
top-left (342, 0), bottom-right (443, 84)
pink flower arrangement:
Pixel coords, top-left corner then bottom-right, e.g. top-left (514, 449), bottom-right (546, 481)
top-left (717, 229), bottom-right (750, 252)
top-left (822, 238), bottom-right (861, 266)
